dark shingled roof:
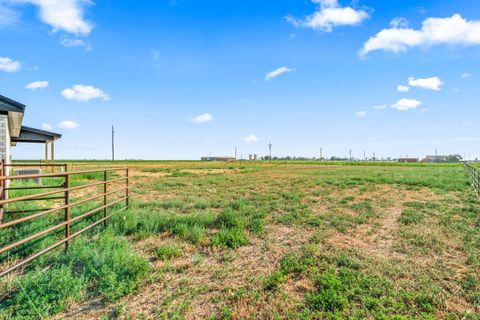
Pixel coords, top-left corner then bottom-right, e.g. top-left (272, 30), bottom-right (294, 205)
top-left (0, 95), bottom-right (26, 113)
top-left (12, 126), bottom-right (62, 144)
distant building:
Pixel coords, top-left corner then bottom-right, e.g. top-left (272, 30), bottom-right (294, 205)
top-left (201, 156), bottom-right (236, 162)
top-left (422, 155), bottom-right (448, 163)
top-left (398, 158), bottom-right (418, 163)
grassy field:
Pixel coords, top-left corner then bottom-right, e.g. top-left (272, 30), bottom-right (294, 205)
top-left (1, 161), bottom-right (479, 319)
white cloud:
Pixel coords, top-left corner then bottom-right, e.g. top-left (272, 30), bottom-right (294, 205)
top-left (265, 66), bottom-right (293, 81)
top-left (58, 120), bottom-right (79, 129)
top-left (243, 134), bottom-right (259, 143)
top-left (397, 85), bottom-right (410, 92)
top-left (0, 56), bottom-right (21, 72)
top-left (408, 76), bottom-right (443, 91)
top-left (61, 84), bottom-right (110, 101)
top-left (361, 14), bottom-right (480, 55)
top-left (373, 104), bottom-right (387, 110)
top-left (9, 0), bottom-right (93, 36)
top-left (192, 113), bottom-right (213, 123)
top-left (391, 98), bottom-right (421, 111)
top-left (356, 111), bottom-right (366, 118)
top-left (286, 0), bottom-right (369, 32)
top-left (461, 72), bottom-right (472, 78)
top-left (25, 80), bottom-right (49, 90)
top-left (41, 123), bottom-right (53, 130)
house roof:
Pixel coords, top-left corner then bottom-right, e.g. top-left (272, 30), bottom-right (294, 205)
top-left (0, 95), bottom-right (26, 113)
top-left (0, 95), bottom-right (26, 138)
top-left (11, 126), bottom-right (62, 144)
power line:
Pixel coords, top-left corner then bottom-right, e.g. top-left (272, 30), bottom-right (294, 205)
top-left (268, 141), bottom-right (272, 163)
top-left (111, 125), bottom-right (115, 162)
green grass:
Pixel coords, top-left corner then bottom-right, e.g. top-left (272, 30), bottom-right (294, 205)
top-left (1, 232), bottom-right (148, 318)
top-left (2, 161), bottom-right (479, 319)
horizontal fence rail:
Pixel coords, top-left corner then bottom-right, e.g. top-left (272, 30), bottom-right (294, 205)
top-left (0, 165), bottom-right (129, 277)
top-left (465, 163), bottom-right (480, 197)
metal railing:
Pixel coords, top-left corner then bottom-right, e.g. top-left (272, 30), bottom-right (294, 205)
top-left (465, 163), bottom-right (480, 197)
top-left (0, 166), bottom-right (129, 277)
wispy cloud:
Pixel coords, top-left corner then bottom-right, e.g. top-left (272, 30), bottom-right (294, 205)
top-left (61, 84), bottom-right (111, 102)
top-left (452, 137), bottom-right (480, 143)
top-left (461, 72), bottom-right (472, 79)
top-left (265, 66), bottom-right (293, 81)
top-left (151, 49), bottom-right (161, 68)
top-left (286, 0), bottom-right (369, 32)
top-left (0, 56), bottom-right (21, 72)
top-left (243, 134), bottom-right (259, 143)
top-left (361, 14), bottom-right (480, 55)
top-left (192, 113), bottom-right (213, 123)
top-left (356, 111), bottom-right (367, 118)
top-left (25, 81), bottom-right (49, 91)
top-left (408, 76), bottom-right (443, 91)
top-left (391, 98), bottom-right (421, 111)
top-left (390, 17), bottom-right (409, 28)
top-left (0, 4), bottom-right (20, 25)
top-left (373, 104), bottom-right (387, 110)
top-left (60, 37), bottom-right (92, 50)
top-left (58, 120), bottom-right (79, 129)
top-left (397, 85), bottom-right (410, 92)
top-left (41, 123), bottom-right (53, 130)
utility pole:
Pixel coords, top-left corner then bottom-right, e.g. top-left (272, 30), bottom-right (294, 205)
top-left (235, 146), bottom-right (237, 160)
top-left (111, 125), bottom-right (115, 162)
top-left (363, 150), bottom-right (366, 161)
top-left (320, 147), bottom-right (323, 161)
top-left (373, 152), bottom-right (376, 162)
top-left (268, 142), bottom-right (272, 163)
top-left (349, 149), bottom-right (352, 161)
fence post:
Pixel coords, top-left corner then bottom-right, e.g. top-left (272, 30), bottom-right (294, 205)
top-left (103, 170), bottom-right (108, 227)
top-left (126, 168), bottom-right (129, 209)
top-left (64, 174), bottom-right (70, 250)
top-left (0, 160), bottom-right (3, 224)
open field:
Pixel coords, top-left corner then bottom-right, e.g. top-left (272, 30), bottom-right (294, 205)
top-left (1, 161), bottom-right (480, 319)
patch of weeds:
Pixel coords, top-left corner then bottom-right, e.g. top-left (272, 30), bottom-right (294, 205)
top-left (212, 228), bottom-right (249, 249)
top-left (61, 233), bottom-right (149, 301)
top-left (155, 244), bottom-right (182, 261)
top-left (350, 200), bottom-right (376, 224)
top-left (1, 266), bottom-right (85, 319)
top-left (187, 225), bottom-right (207, 245)
top-left (306, 269), bottom-right (348, 312)
top-left (399, 209), bottom-right (425, 225)
top-left (280, 246), bottom-right (317, 275)
top-left (169, 171), bottom-right (198, 177)
top-left (264, 271), bottom-right (286, 291)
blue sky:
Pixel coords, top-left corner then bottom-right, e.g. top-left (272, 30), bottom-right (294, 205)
top-left (1, 0), bottom-right (480, 160)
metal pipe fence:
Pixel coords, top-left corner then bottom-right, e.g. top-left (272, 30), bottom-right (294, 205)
top-left (464, 163), bottom-right (480, 197)
top-left (0, 166), bottom-right (129, 277)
